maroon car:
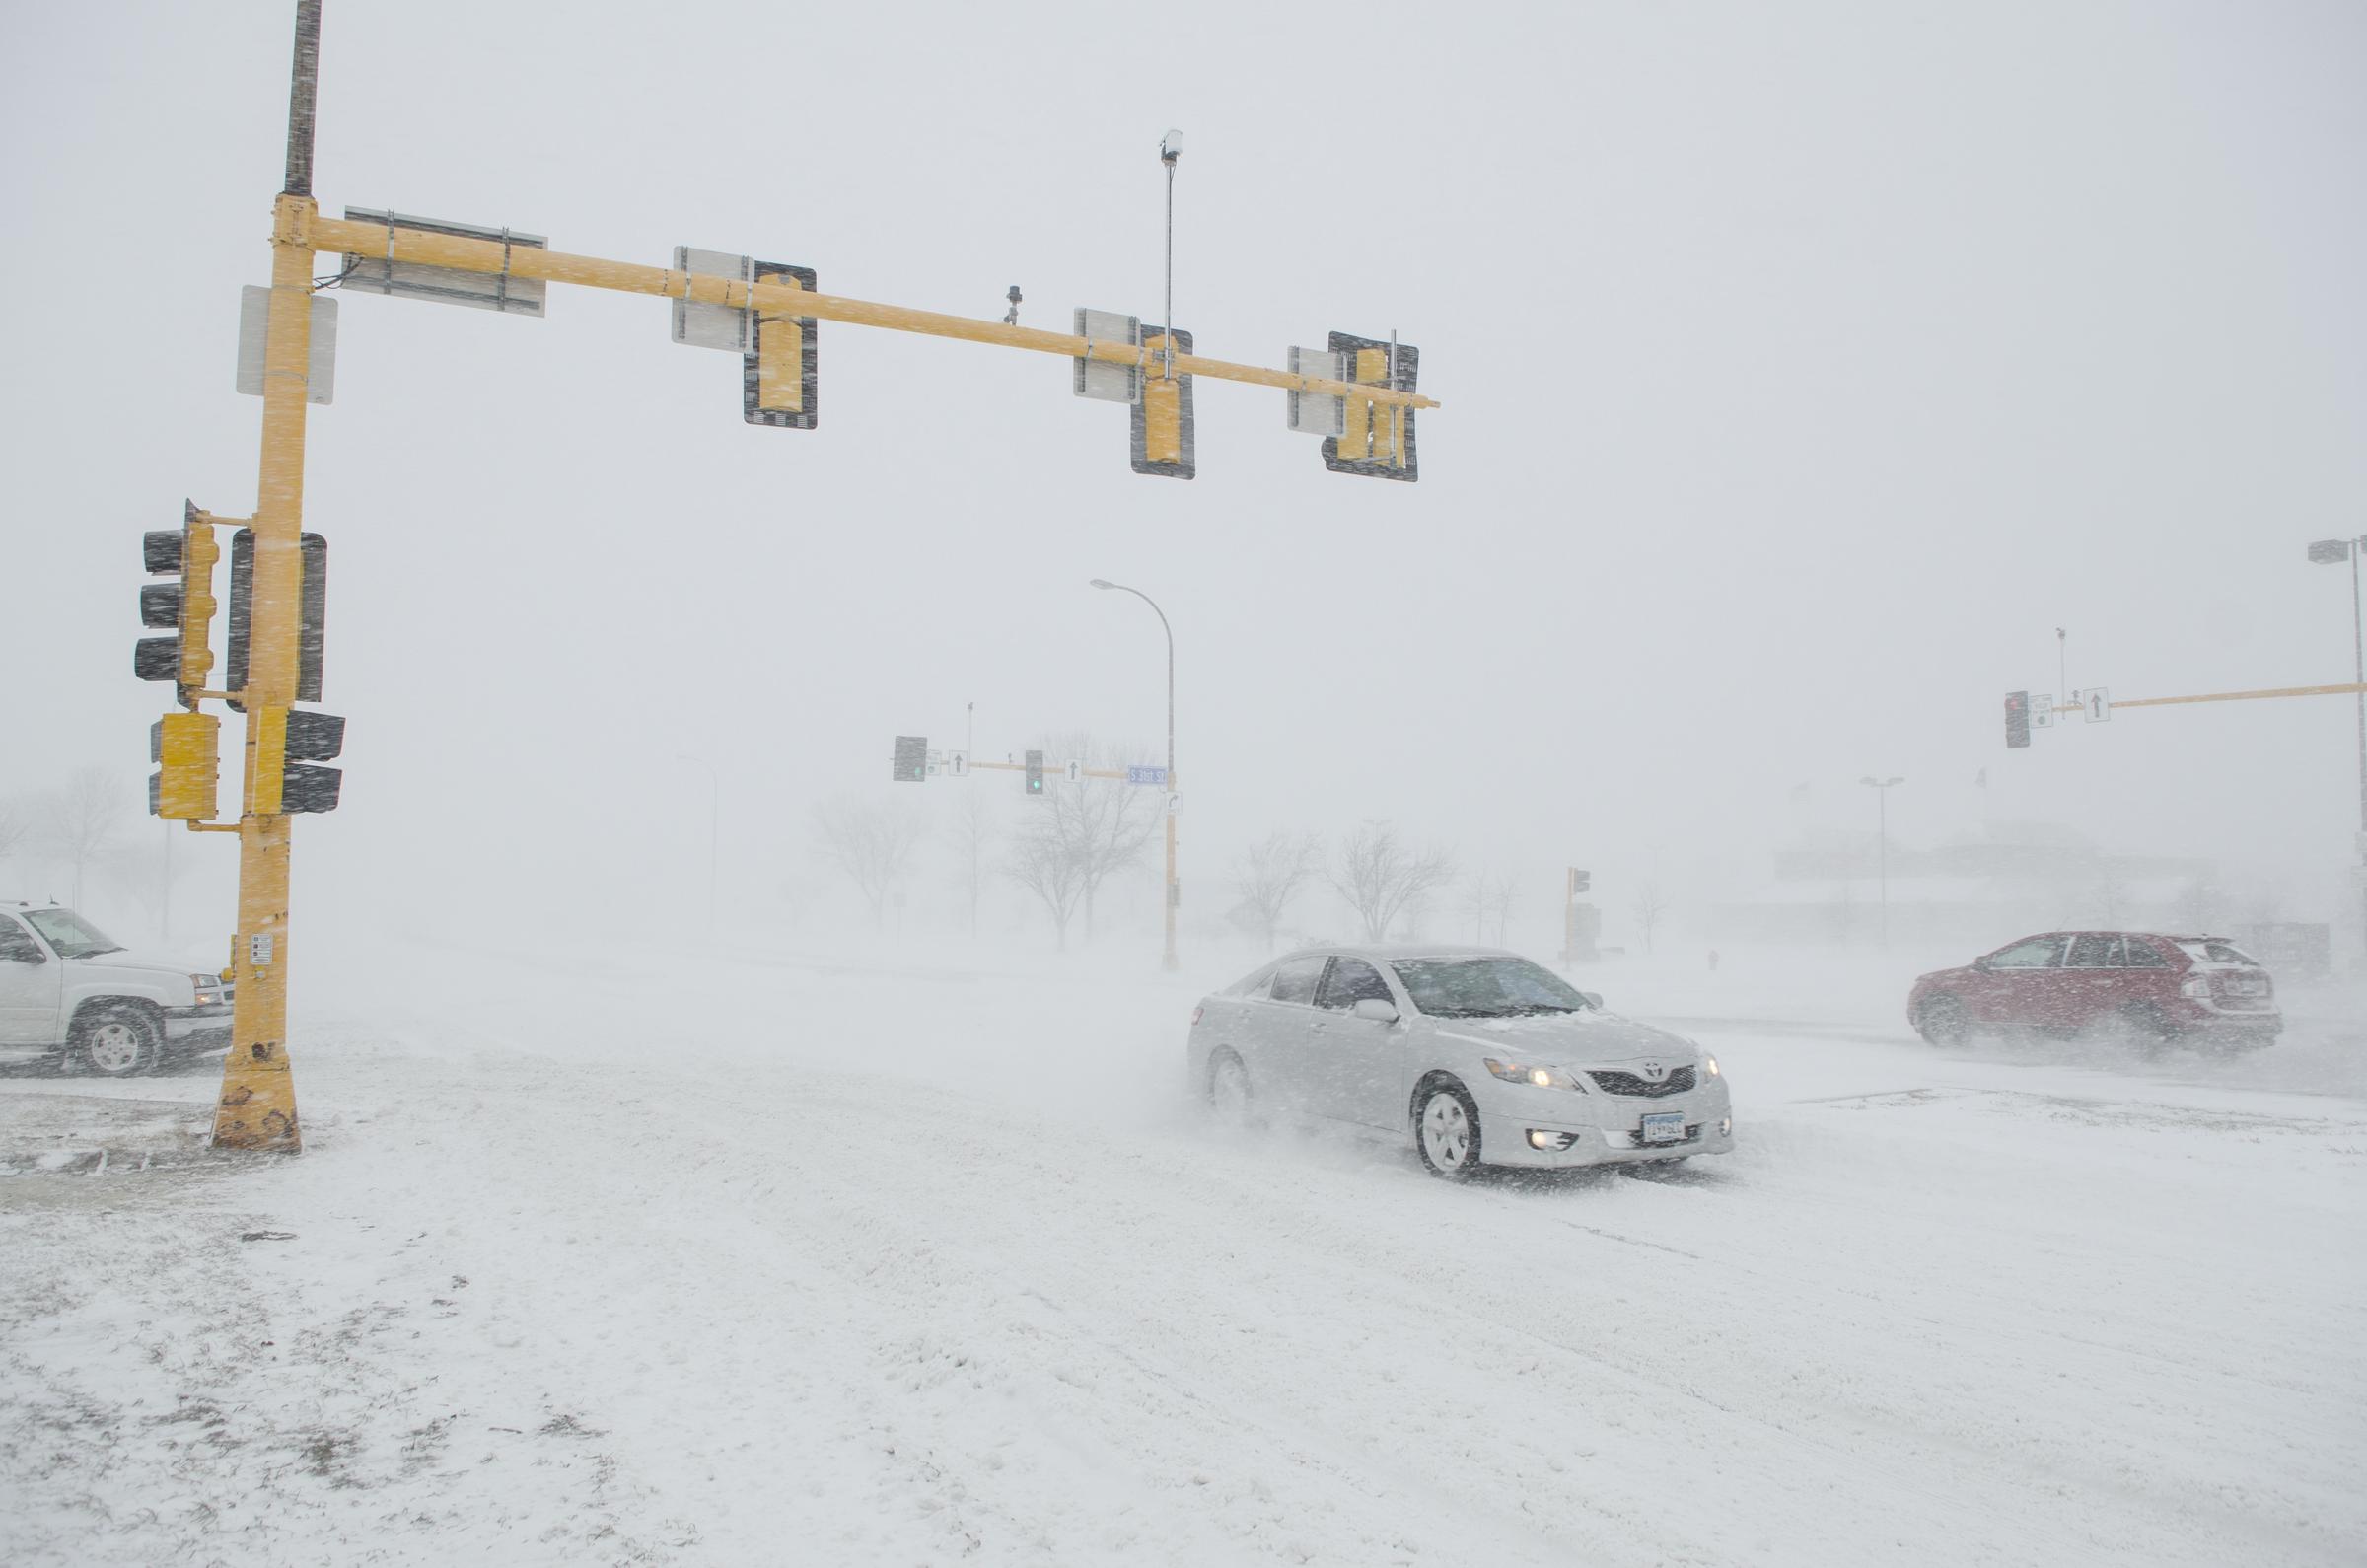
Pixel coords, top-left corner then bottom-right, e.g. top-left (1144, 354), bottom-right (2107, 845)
top-left (1908, 932), bottom-right (2280, 1049)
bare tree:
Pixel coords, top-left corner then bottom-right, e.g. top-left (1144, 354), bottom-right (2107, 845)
top-left (1031, 733), bottom-right (1164, 942)
top-left (1631, 881), bottom-right (1670, 955)
top-left (1328, 820), bottom-right (1457, 944)
top-left (1232, 830), bottom-right (1320, 953)
top-left (0, 797), bottom-right (29, 878)
top-left (1003, 808), bottom-right (1089, 950)
top-left (944, 791), bottom-right (997, 939)
top-left (1454, 869), bottom-right (1521, 946)
top-left (43, 768), bottom-right (128, 909)
top-left (810, 793), bottom-right (929, 930)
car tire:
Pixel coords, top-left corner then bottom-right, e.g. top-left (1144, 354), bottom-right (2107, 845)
top-left (2116, 1004), bottom-right (2177, 1054)
top-left (1916, 996), bottom-right (1969, 1048)
top-left (1412, 1078), bottom-right (1482, 1180)
top-left (74, 1005), bottom-right (161, 1078)
top-left (1206, 1051), bottom-right (1257, 1130)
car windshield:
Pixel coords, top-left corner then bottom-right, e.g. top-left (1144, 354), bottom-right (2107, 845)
top-left (1390, 957), bottom-right (1591, 1018)
top-left (24, 908), bottom-right (124, 960)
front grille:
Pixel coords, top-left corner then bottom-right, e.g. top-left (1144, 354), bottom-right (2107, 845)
top-left (1589, 1066), bottom-right (1696, 1098)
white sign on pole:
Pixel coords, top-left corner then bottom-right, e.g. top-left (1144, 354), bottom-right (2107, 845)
top-left (1062, 758), bottom-right (1085, 784)
top-left (946, 750), bottom-right (968, 777)
top-left (236, 287), bottom-right (338, 404)
top-left (2031, 694), bottom-right (2056, 730)
top-left (1286, 345), bottom-right (1345, 436)
top-left (672, 247), bottom-right (757, 353)
top-left (1166, 792), bottom-right (1183, 816)
top-left (2082, 687), bottom-right (2112, 722)
top-left (1072, 309), bottom-right (1142, 404)
top-left (341, 209), bottom-right (547, 317)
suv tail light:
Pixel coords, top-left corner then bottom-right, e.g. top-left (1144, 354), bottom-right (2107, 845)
top-left (1191, 1005), bottom-right (1204, 1026)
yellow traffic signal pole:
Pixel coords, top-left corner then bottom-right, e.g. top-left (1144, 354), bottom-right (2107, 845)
top-left (2050, 681), bottom-right (2367, 714)
top-left (199, 2), bottom-right (1438, 1154)
top-left (211, 2), bottom-right (323, 1152)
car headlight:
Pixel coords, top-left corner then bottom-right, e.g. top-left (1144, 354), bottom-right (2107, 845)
top-left (1703, 1055), bottom-right (1720, 1078)
top-left (1484, 1057), bottom-right (1585, 1091)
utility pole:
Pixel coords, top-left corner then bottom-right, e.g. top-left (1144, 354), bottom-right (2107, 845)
top-left (2309, 535), bottom-right (2367, 957)
top-left (1859, 776), bottom-right (1904, 949)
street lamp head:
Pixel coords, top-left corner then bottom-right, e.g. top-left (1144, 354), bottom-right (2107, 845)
top-left (2308, 539), bottom-right (2354, 565)
top-left (1159, 128), bottom-right (1183, 165)
top-left (1089, 578), bottom-right (1115, 590)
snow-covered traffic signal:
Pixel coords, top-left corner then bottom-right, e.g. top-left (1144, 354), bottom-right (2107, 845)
top-left (135, 502), bottom-right (219, 707)
top-left (1131, 328), bottom-right (1195, 479)
top-left (1025, 749), bottom-right (1045, 795)
top-left (2004, 691), bottom-right (2032, 749)
top-left (263, 709), bottom-right (345, 815)
top-left (893, 735), bottom-right (927, 782)
top-left (148, 712), bottom-right (221, 820)
top-left (224, 530), bottom-right (328, 710)
top-left (1321, 333), bottom-right (1418, 482)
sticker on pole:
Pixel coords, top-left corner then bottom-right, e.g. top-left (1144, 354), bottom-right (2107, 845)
top-left (249, 932), bottom-right (273, 966)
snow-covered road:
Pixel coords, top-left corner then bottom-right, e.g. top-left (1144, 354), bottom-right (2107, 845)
top-left (5, 939), bottom-right (2364, 1566)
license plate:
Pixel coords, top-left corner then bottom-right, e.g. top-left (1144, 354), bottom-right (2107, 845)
top-left (1640, 1112), bottom-right (1686, 1144)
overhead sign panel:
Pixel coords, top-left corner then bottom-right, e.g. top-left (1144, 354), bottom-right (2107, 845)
top-left (340, 209), bottom-right (546, 317)
top-left (1126, 764), bottom-right (1169, 787)
top-left (1072, 309), bottom-right (1142, 404)
top-left (1285, 345), bottom-right (1344, 436)
top-left (235, 287), bottom-right (338, 404)
top-left (672, 247), bottom-right (758, 353)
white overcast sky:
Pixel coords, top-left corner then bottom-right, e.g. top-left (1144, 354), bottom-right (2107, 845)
top-left (3, 1), bottom-right (2363, 935)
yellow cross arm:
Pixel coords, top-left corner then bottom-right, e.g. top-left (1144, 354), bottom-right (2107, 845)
top-left (303, 213), bottom-right (1438, 412)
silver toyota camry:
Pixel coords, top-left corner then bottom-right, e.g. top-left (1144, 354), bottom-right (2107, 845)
top-left (1187, 946), bottom-right (1734, 1178)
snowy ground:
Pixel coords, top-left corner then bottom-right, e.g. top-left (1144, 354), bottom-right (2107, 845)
top-left (4, 934), bottom-right (2364, 1566)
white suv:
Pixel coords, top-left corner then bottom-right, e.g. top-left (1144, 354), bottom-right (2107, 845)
top-left (0, 902), bottom-right (232, 1077)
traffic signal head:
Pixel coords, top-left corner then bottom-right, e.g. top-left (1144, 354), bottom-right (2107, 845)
top-left (1320, 332), bottom-right (1418, 482)
top-left (2004, 690), bottom-right (2031, 749)
top-left (1024, 749), bottom-right (1045, 795)
top-left (255, 707), bottom-right (345, 815)
top-left (224, 530), bottom-right (327, 710)
top-left (1570, 869), bottom-right (1592, 896)
top-left (135, 502), bottom-right (220, 706)
top-left (744, 260), bottom-right (819, 429)
top-left (893, 735), bottom-right (928, 782)
top-left (148, 711), bottom-right (221, 820)
top-left (1130, 327), bottom-right (1195, 479)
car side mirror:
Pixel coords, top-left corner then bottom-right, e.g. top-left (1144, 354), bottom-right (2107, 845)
top-left (1972, 956), bottom-right (1992, 971)
top-left (1351, 998), bottom-right (1399, 1024)
top-left (1578, 991), bottom-right (1604, 1010)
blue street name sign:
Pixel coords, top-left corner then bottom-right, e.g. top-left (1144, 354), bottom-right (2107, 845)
top-left (1126, 765), bottom-right (1169, 787)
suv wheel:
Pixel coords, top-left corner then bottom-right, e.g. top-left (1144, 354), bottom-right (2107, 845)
top-left (1916, 996), bottom-right (1969, 1048)
top-left (2116, 1003), bottom-right (2178, 1054)
top-left (74, 1005), bottom-right (161, 1078)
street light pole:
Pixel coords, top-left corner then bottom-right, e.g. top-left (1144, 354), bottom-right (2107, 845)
top-left (1859, 776), bottom-right (1905, 948)
top-left (1091, 578), bottom-right (1180, 971)
top-left (677, 753), bottom-right (719, 938)
top-left (2308, 535), bottom-right (2367, 956)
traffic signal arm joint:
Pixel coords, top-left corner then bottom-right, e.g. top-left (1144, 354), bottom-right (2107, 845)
top-left (305, 215), bottom-right (1438, 412)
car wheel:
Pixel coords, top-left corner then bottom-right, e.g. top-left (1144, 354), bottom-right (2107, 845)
top-left (1413, 1079), bottom-right (1482, 1179)
top-left (1916, 996), bottom-right (1969, 1048)
top-left (2116, 1004), bottom-right (2177, 1054)
top-left (1207, 1052), bottom-right (1256, 1129)
top-left (74, 1005), bottom-right (161, 1078)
